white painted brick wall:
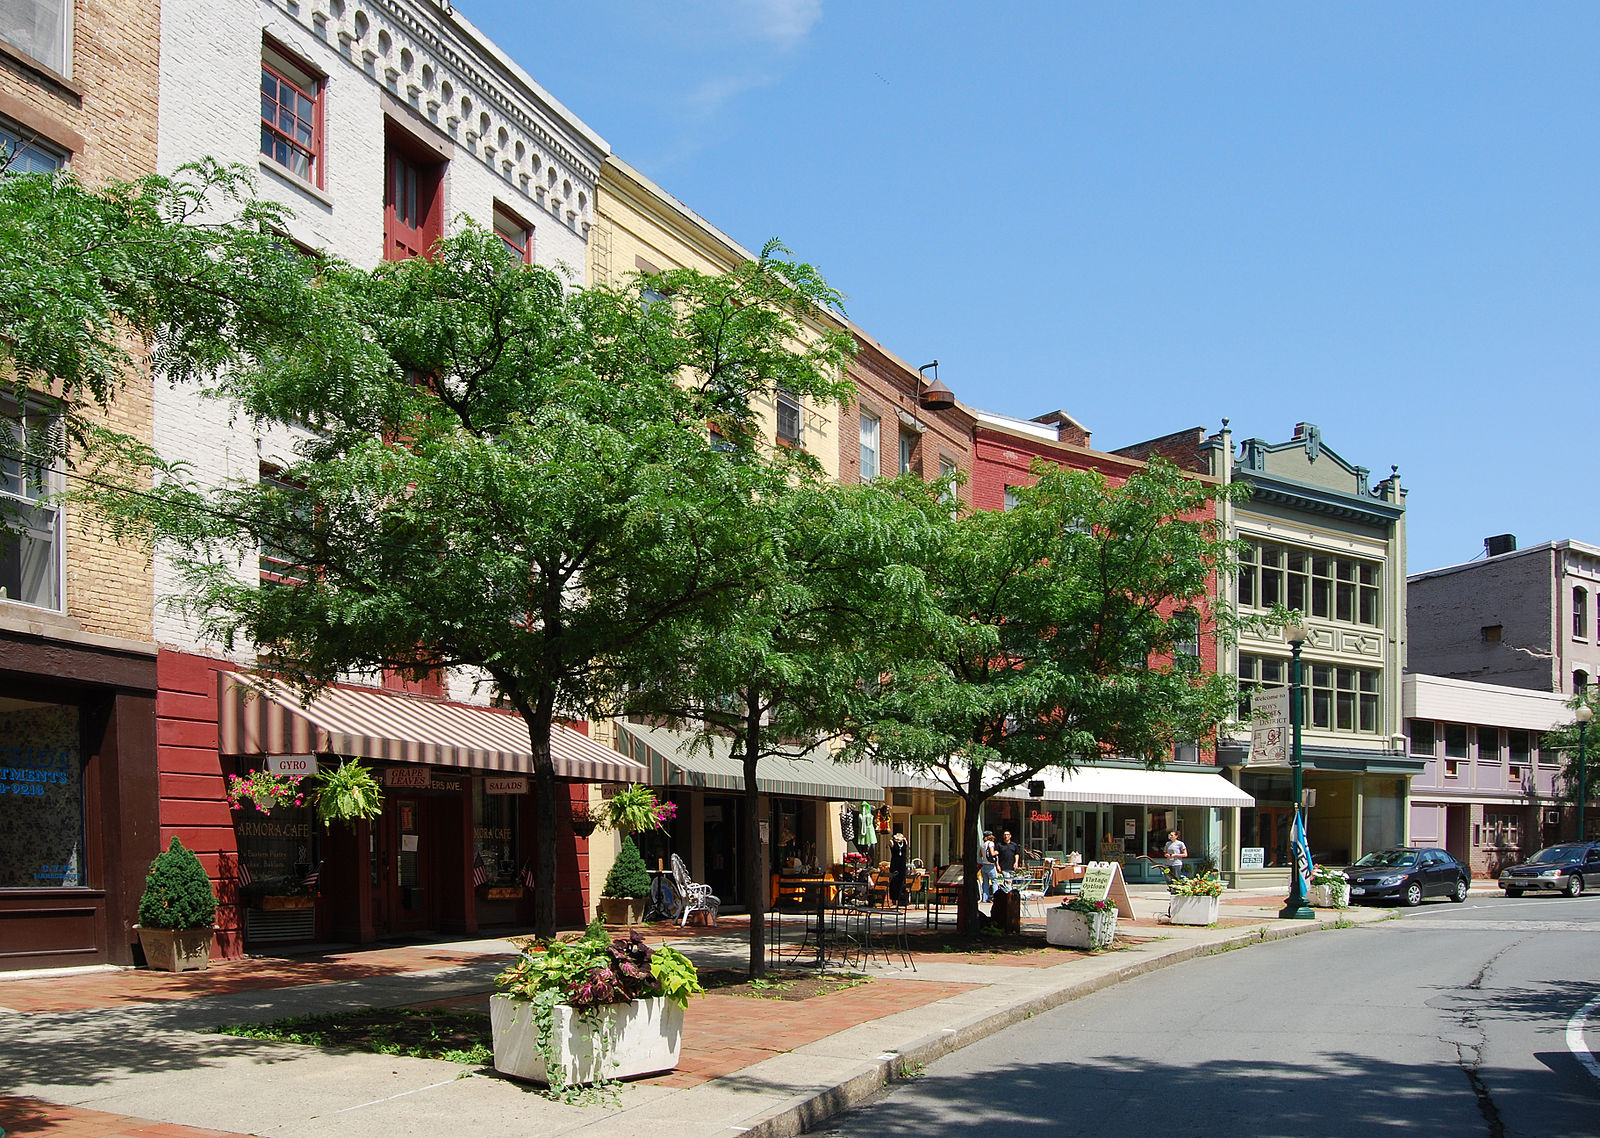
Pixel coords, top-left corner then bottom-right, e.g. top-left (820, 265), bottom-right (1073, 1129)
top-left (154, 0), bottom-right (607, 696)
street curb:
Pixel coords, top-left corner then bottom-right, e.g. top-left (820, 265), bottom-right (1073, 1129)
top-left (739, 914), bottom-right (1368, 1138)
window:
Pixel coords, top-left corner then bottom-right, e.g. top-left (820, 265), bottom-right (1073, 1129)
top-left (1173, 610), bottom-right (1200, 672)
top-left (938, 456), bottom-right (959, 506)
top-left (1235, 538), bottom-right (1381, 627)
top-left (1444, 724), bottom-right (1469, 759)
top-left (257, 464), bottom-right (311, 588)
top-left (1484, 811), bottom-right (1519, 848)
top-left (1575, 587), bottom-right (1590, 639)
top-left (384, 132), bottom-right (445, 261)
top-left (0, 120), bottom-right (65, 173)
top-left (1577, 670), bottom-right (1590, 695)
top-left (1308, 663), bottom-right (1381, 733)
top-left (898, 430), bottom-right (916, 475)
top-left (1, 401), bottom-right (62, 610)
top-left (1444, 759), bottom-right (1458, 779)
top-left (1482, 625), bottom-right (1503, 644)
top-left (1238, 653), bottom-right (1287, 720)
top-left (0, 699), bottom-right (83, 888)
top-left (775, 387), bottom-right (801, 445)
top-left (1477, 727), bottom-right (1501, 764)
top-left (0, 0), bottom-right (71, 76)
top-left (1409, 720), bottom-right (1436, 757)
top-left (261, 42), bottom-right (324, 187)
top-left (1003, 486), bottom-right (1020, 511)
top-left (493, 205), bottom-right (531, 264)
top-left (859, 411), bottom-right (879, 480)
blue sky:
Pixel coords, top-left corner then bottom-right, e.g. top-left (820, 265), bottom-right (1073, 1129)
top-left (466, 1), bottom-right (1596, 574)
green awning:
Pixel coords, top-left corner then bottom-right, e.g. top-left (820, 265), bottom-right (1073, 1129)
top-left (617, 723), bottom-right (884, 802)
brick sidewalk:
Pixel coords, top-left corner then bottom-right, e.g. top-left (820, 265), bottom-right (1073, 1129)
top-left (0, 943), bottom-right (511, 1015)
top-left (0, 1095), bottom-right (251, 1138)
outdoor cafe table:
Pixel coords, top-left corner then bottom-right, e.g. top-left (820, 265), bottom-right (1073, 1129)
top-left (768, 877), bottom-right (872, 967)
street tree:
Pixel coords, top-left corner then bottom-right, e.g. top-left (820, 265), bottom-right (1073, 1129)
top-left (1543, 691), bottom-right (1600, 834)
top-left (842, 460), bottom-right (1245, 937)
top-left (616, 475), bottom-right (955, 976)
top-left (86, 223), bottom-right (854, 938)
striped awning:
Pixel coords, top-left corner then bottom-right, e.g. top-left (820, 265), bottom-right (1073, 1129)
top-left (219, 672), bottom-right (645, 782)
top-left (618, 722), bottom-right (884, 802)
top-left (994, 765), bottom-right (1255, 808)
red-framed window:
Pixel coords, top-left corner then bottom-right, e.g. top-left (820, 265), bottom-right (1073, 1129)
top-left (494, 204), bottom-right (532, 264)
top-left (385, 133), bottom-right (445, 261)
top-left (260, 43), bottom-right (324, 187)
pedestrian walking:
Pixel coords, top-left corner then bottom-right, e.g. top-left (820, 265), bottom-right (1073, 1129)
top-left (1162, 830), bottom-right (1188, 877)
top-left (979, 830), bottom-right (999, 902)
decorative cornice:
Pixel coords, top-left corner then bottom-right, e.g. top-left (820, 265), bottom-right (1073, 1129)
top-left (1239, 471), bottom-right (1404, 527)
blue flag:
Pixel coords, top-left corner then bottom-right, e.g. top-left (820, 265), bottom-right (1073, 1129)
top-left (1290, 807), bottom-right (1313, 897)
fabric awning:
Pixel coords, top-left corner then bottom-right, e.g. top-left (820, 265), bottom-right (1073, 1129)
top-left (219, 672), bottom-right (645, 782)
top-left (618, 722), bottom-right (884, 802)
top-left (995, 765), bottom-right (1255, 808)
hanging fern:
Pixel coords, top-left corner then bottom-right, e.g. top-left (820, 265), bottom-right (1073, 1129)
top-left (310, 758), bottom-right (384, 828)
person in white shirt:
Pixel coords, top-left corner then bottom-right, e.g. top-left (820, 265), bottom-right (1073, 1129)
top-left (1162, 831), bottom-right (1188, 877)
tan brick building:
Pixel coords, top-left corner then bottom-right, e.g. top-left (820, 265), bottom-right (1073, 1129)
top-left (1, 0), bottom-right (163, 969)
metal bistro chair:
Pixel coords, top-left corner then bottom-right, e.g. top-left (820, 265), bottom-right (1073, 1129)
top-left (670, 853), bottom-right (720, 927)
top-left (1017, 865), bottom-right (1049, 921)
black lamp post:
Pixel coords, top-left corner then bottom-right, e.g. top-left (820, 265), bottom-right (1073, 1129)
top-left (1280, 622), bottom-right (1314, 920)
top-left (1578, 704), bottom-right (1594, 841)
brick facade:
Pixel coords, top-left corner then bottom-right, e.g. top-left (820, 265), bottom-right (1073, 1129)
top-left (836, 335), bottom-right (974, 503)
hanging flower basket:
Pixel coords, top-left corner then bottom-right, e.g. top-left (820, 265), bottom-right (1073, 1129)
top-left (226, 770), bottom-right (305, 815)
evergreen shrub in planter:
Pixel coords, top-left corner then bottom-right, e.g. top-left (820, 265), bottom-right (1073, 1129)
top-left (598, 836), bottom-right (651, 925)
top-left (134, 837), bottom-right (218, 971)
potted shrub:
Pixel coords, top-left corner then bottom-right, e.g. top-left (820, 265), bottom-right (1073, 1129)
top-left (598, 836), bottom-right (652, 925)
top-left (1168, 869), bottom-right (1225, 925)
top-left (1309, 865), bottom-right (1350, 909)
top-left (134, 837), bottom-right (218, 971)
top-left (1045, 894), bottom-right (1118, 949)
top-left (491, 919), bottom-right (703, 1095)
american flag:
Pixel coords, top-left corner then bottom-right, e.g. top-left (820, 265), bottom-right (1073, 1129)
top-left (302, 865), bottom-right (321, 893)
top-left (472, 855), bottom-right (488, 888)
top-left (237, 858), bottom-right (252, 886)
top-left (521, 861), bottom-right (536, 892)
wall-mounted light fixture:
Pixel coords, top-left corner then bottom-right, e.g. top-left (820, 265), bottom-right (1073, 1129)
top-left (917, 360), bottom-right (956, 411)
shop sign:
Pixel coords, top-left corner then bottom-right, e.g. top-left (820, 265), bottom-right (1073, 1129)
top-left (401, 834), bottom-right (420, 852)
top-left (1081, 860), bottom-right (1135, 918)
top-left (1241, 847), bottom-right (1266, 870)
top-left (484, 776), bottom-right (529, 795)
top-left (1250, 689), bottom-right (1289, 765)
top-left (267, 754), bottom-right (319, 778)
top-left (385, 767), bottom-right (433, 790)
top-left (1123, 818), bottom-right (1136, 838)
top-left (1029, 810), bottom-right (1054, 823)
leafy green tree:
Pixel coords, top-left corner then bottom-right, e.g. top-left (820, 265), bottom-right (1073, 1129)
top-left (617, 475), bottom-right (955, 975)
top-left (86, 225), bottom-right (854, 939)
top-left (0, 159), bottom-right (318, 460)
top-left (1544, 692), bottom-right (1600, 836)
top-left (843, 460), bottom-right (1245, 937)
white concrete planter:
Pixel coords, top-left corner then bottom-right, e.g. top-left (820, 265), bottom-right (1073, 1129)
top-left (1309, 882), bottom-right (1349, 908)
top-left (491, 994), bottom-right (683, 1085)
top-left (1045, 907), bottom-right (1118, 949)
top-left (1168, 895), bottom-right (1221, 926)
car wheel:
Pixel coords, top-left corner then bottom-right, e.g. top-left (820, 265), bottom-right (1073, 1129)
top-left (1504, 887), bottom-right (1523, 897)
top-left (1451, 878), bottom-right (1468, 903)
top-left (1566, 874), bottom-right (1584, 898)
top-left (1403, 881), bottom-right (1424, 907)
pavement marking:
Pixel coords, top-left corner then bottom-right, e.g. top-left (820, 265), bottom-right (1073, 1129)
top-left (1390, 919), bottom-right (1599, 932)
top-left (333, 1076), bottom-right (461, 1113)
top-left (1566, 993), bottom-right (1600, 1085)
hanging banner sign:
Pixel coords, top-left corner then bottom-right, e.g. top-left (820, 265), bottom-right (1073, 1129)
top-left (1251, 689), bottom-right (1290, 765)
top-left (1081, 860), bottom-right (1136, 919)
top-left (385, 767), bottom-right (433, 789)
top-left (267, 754), bottom-right (319, 778)
top-left (484, 776), bottom-right (529, 795)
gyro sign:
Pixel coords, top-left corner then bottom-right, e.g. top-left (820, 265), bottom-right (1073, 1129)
top-left (266, 754), bottom-right (319, 778)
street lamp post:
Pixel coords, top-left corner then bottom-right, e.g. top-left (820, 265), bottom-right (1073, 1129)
top-left (1280, 622), bottom-right (1314, 920)
top-left (1578, 705), bottom-right (1594, 842)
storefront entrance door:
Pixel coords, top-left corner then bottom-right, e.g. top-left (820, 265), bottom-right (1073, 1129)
top-left (1256, 807), bottom-right (1293, 868)
top-left (703, 795), bottom-right (742, 905)
top-left (382, 797), bottom-right (438, 935)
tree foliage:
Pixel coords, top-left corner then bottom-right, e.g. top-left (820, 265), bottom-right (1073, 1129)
top-left (138, 837), bottom-right (217, 930)
top-left (843, 459), bottom-right (1246, 936)
top-left (1544, 691), bottom-right (1600, 823)
top-left (84, 220), bottom-right (856, 938)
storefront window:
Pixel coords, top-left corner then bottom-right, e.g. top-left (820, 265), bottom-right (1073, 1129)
top-left (1361, 779), bottom-right (1405, 853)
top-left (472, 782), bottom-right (520, 888)
top-left (1239, 772), bottom-right (1293, 868)
top-left (235, 802), bottom-right (318, 895)
top-left (0, 699), bottom-right (82, 888)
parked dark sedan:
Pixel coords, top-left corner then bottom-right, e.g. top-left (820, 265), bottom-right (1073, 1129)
top-left (1498, 841), bottom-right (1600, 897)
top-left (1347, 847), bottom-right (1470, 906)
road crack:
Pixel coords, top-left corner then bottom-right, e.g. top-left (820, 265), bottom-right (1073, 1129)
top-left (1444, 940), bottom-right (1520, 1138)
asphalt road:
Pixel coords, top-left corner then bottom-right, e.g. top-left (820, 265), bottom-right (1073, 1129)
top-left (812, 892), bottom-right (1600, 1138)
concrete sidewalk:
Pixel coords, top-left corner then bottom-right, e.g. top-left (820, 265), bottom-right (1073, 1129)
top-left (0, 894), bottom-right (1396, 1138)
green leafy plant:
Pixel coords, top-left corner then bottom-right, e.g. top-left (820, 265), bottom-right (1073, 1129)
top-left (601, 836), bottom-right (652, 900)
top-left (310, 758), bottom-right (384, 829)
top-left (602, 785), bottom-right (676, 835)
top-left (1311, 865), bottom-right (1348, 888)
top-left (648, 943), bottom-right (705, 1007)
top-left (1168, 870), bottom-right (1226, 898)
top-left (138, 837), bottom-right (217, 930)
top-left (1060, 894), bottom-right (1117, 914)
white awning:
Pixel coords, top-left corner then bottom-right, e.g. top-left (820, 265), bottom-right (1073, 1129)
top-left (994, 766), bottom-right (1255, 808)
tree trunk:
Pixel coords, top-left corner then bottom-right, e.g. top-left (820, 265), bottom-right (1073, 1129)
top-left (519, 693), bottom-right (559, 941)
top-left (958, 765), bottom-right (986, 941)
top-left (741, 693), bottom-right (766, 979)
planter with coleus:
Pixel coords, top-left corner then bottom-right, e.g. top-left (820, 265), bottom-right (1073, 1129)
top-left (491, 918), bottom-right (704, 1097)
top-left (1045, 894), bottom-right (1118, 949)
